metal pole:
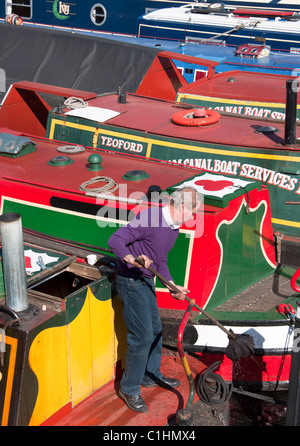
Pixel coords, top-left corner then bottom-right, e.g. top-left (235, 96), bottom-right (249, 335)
top-left (285, 79), bottom-right (297, 146)
top-left (0, 213), bottom-right (28, 312)
top-left (286, 299), bottom-right (300, 426)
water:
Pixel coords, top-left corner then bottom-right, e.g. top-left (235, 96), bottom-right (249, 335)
top-left (229, 390), bottom-right (288, 426)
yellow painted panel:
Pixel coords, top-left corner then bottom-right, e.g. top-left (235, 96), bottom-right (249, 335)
top-left (1, 336), bottom-right (18, 426)
top-left (67, 294), bottom-right (93, 407)
top-left (112, 296), bottom-right (127, 369)
top-left (28, 325), bottom-right (70, 426)
top-left (89, 287), bottom-right (115, 389)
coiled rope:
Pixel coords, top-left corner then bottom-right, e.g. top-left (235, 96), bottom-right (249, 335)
top-left (57, 145), bottom-right (85, 154)
top-left (64, 97), bottom-right (88, 109)
top-left (79, 176), bottom-right (119, 194)
top-left (197, 361), bottom-right (232, 406)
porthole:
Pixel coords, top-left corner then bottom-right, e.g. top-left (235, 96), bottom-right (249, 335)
top-left (90, 3), bottom-right (107, 26)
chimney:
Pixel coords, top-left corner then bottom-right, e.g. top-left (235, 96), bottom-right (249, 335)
top-left (0, 213), bottom-right (29, 312)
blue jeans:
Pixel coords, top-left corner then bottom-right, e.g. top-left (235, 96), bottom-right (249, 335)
top-left (115, 275), bottom-right (163, 395)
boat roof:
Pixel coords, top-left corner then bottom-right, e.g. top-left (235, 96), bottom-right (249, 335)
top-left (60, 92), bottom-right (299, 151)
top-left (0, 129), bottom-right (203, 202)
top-left (177, 70), bottom-right (300, 103)
top-left (142, 3), bottom-right (299, 22)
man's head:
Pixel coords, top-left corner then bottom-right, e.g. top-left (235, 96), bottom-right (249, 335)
top-left (169, 187), bottom-right (203, 226)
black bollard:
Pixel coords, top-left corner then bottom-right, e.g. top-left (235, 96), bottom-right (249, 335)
top-left (284, 79), bottom-right (298, 146)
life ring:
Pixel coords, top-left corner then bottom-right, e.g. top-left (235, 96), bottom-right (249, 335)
top-left (171, 108), bottom-right (221, 127)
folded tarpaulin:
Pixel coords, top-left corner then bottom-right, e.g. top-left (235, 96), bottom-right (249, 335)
top-left (0, 132), bottom-right (35, 155)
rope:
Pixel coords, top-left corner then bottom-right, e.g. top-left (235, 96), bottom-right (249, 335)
top-left (203, 23), bottom-right (246, 41)
top-left (79, 176), bottom-right (119, 194)
top-left (64, 97), bottom-right (88, 109)
top-left (202, 19), bottom-right (260, 43)
top-left (197, 361), bottom-right (232, 406)
top-left (235, 185), bottom-right (251, 214)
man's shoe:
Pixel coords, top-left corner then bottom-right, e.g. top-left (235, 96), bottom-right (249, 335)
top-left (118, 389), bottom-right (148, 413)
top-left (142, 376), bottom-right (181, 389)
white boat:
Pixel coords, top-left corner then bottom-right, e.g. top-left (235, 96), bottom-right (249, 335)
top-left (138, 3), bottom-right (300, 51)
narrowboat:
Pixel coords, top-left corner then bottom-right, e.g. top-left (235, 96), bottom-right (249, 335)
top-left (0, 142), bottom-right (231, 426)
top-left (1, 0), bottom-right (299, 36)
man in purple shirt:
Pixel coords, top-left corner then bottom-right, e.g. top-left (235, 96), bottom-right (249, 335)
top-left (108, 186), bottom-right (202, 413)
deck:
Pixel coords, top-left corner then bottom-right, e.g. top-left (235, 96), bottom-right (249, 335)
top-left (51, 351), bottom-right (228, 427)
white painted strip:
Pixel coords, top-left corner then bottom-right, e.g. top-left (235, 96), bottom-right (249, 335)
top-left (193, 323), bottom-right (294, 351)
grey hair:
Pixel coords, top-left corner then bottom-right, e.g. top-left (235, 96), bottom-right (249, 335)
top-left (170, 187), bottom-right (203, 210)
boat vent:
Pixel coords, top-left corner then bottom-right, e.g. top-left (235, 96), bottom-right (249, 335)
top-left (255, 126), bottom-right (279, 134)
top-left (48, 156), bottom-right (74, 167)
top-left (236, 44), bottom-right (270, 59)
top-left (88, 154), bottom-right (103, 171)
top-left (122, 170), bottom-right (150, 181)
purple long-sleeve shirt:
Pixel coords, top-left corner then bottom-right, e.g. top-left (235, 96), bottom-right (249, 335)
top-left (107, 206), bottom-right (179, 281)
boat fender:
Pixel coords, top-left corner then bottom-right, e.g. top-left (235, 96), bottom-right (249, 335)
top-left (5, 14), bottom-right (23, 25)
top-left (277, 303), bottom-right (296, 324)
top-left (57, 145), bottom-right (85, 154)
top-left (171, 108), bottom-right (221, 126)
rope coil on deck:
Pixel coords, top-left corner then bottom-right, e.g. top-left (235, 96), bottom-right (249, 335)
top-left (79, 176), bottom-right (119, 194)
top-left (64, 97), bottom-right (88, 109)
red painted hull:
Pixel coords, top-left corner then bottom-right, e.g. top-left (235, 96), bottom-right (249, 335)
top-left (196, 352), bottom-right (291, 391)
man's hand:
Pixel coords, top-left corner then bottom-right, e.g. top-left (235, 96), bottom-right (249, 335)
top-left (167, 282), bottom-right (189, 301)
top-left (123, 254), bottom-right (153, 269)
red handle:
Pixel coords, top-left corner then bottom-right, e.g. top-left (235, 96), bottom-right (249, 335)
top-left (291, 267), bottom-right (300, 294)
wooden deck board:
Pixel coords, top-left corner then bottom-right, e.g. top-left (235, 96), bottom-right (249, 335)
top-left (54, 353), bottom-right (206, 426)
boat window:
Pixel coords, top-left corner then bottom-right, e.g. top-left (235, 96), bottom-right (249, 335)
top-left (195, 69), bottom-right (208, 81)
top-left (90, 3), bottom-right (107, 26)
top-left (6, 0), bottom-right (32, 19)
